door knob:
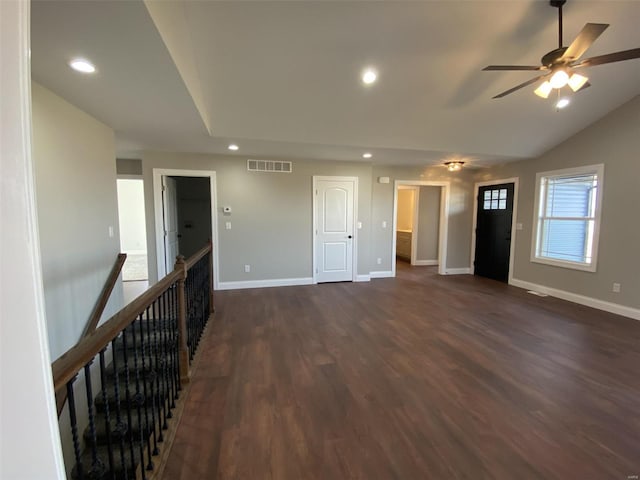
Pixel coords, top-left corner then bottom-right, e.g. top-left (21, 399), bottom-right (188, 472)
top-left (347, 235), bottom-right (353, 239)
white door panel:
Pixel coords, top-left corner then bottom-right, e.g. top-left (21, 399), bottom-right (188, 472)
top-left (323, 242), bottom-right (348, 272)
top-left (315, 179), bottom-right (355, 283)
top-left (162, 176), bottom-right (179, 275)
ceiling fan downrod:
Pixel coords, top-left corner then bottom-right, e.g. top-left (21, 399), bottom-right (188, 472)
top-left (550, 0), bottom-right (567, 48)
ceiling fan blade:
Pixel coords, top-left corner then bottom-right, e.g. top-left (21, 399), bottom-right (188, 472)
top-left (491, 75), bottom-right (547, 99)
top-left (483, 65), bottom-right (545, 71)
top-left (561, 23), bottom-right (609, 61)
top-left (573, 48), bottom-right (640, 67)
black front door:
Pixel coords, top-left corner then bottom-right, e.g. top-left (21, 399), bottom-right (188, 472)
top-left (474, 183), bottom-right (514, 282)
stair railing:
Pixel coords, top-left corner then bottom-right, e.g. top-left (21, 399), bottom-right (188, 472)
top-left (51, 241), bottom-right (214, 480)
top-left (56, 253), bottom-right (128, 417)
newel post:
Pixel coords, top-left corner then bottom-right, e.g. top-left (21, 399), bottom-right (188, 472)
top-left (174, 255), bottom-right (190, 384)
top-left (208, 239), bottom-right (215, 314)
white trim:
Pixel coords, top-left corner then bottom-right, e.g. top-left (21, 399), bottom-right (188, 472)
top-left (470, 177), bottom-right (519, 283)
top-left (510, 278), bottom-right (640, 321)
top-left (312, 176), bottom-right (359, 284)
top-left (445, 268), bottom-right (471, 275)
top-left (530, 164), bottom-right (604, 272)
top-left (152, 169), bottom-right (220, 289)
top-left (414, 260), bottom-right (439, 266)
top-left (355, 274), bottom-right (371, 282)
top-left (370, 270), bottom-right (394, 279)
top-left (1, 0), bottom-right (66, 476)
top-left (218, 277), bottom-right (313, 290)
top-left (392, 181), bottom-right (449, 276)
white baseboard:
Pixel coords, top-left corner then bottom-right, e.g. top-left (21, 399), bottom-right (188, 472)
top-left (355, 274), bottom-right (371, 282)
top-left (445, 268), bottom-right (471, 275)
top-left (510, 277), bottom-right (640, 321)
top-left (217, 277), bottom-right (313, 291)
top-left (413, 260), bottom-right (438, 266)
top-left (370, 270), bottom-right (394, 279)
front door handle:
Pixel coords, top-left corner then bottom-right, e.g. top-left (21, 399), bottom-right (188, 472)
top-left (347, 235), bottom-right (353, 239)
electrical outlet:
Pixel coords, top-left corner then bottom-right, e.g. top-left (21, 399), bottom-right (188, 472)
top-left (612, 283), bottom-right (621, 293)
top-left (244, 264), bottom-right (251, 273)
top-left (382, 221), bottom-right (387, 229)
top-left (377, 258), bottom-right (382, 265)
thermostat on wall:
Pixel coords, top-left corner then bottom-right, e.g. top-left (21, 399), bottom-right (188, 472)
top-left (223, 206), bottom-right (232, 213)
top-left (378, 176), bottom-right (390, 184)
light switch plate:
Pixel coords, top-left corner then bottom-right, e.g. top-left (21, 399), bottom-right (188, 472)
top-left (225, 222), bottom-right (231, 230)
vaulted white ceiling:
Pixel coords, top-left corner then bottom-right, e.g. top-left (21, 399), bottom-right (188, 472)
top-left (31, 0), bottom-right (640, 167)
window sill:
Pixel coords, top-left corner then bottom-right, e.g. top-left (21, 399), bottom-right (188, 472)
top-left (530, 256), bottom-right (597, 272)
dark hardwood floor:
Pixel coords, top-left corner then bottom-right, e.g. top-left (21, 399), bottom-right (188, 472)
top-left (161, 262), bottom-right (640, 479)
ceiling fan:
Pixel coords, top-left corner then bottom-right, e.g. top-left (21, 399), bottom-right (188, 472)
top-left (483, 0), bottom-right (640, 99)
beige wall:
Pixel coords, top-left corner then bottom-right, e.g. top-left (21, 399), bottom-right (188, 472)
top-left (416, 186), bottom-right (441, 262)
top-left (476, 95), bottom-right (640, 310)
top-left (142, 152), bottom-right (373, 283)
top-left (32, 83), bottom-right (123, 360)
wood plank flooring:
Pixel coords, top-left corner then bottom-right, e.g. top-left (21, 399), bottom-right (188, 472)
top-left (161, 262), bottom-right (640, 479)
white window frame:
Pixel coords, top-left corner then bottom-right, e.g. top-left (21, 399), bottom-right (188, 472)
top-left (531, 164), bottom-right (604, 272)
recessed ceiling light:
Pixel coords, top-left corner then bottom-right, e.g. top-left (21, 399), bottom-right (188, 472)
top-left (362, 152), bottom-right (373, 159)
top-left (228, 144), bottom-right (239, 151)
top-left (362, 68), bottom-right (377, 85)
top-left (69, 58), bottom-right (96, 74)
top-left (556, 98), bottom-right (570, 109)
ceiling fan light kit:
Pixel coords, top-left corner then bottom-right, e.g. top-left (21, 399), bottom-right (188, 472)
top-left (482, 0), bottom-right (640, 102)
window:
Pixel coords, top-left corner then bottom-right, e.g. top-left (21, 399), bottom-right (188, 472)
top-left (483, 188), bottom-right (508, 210)
top-left (532, 164), bottom-right (604, 271)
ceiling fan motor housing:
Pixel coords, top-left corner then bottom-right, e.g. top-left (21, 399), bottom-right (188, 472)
top-left (542, 47), bottom-right (568, 67)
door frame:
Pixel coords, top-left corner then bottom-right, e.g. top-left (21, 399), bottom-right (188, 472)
top-left (470, 177), bottom-right (519, 284)
top-left (312, 175), bottom-right (359, 284)
top-left (392, 180), bottom-right (450, 276)
top-left (152, 169), bottom-right (219, 289)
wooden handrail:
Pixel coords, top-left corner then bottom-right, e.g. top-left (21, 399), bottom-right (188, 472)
top-left (57, 252), bottom-right (127, 415)
top-left (51, 243), bottom-right (213, 393)
top-left (52, 268), bottom-right (182, 392)
top-left (185, 242), bottom-right (211, 270)
top-left (83, 253), bottom-right (127, 337)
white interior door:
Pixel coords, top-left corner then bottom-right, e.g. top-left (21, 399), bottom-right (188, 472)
top-left (162, 176), bottom-right (179, 274)
top-left (315, 179), bottom-right (355, 283)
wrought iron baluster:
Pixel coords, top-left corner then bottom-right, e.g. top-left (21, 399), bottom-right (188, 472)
top-left (170, 285), bottom-right (180, 402)
top-left (145, 304), bottom-right (159, 455)
top-left (138, 311), bottom-right (154, 471)
top-left (84, 361), bottom-right (106, 479)
top-left (67, 377), bottom-right (84, 480)
top-left (151, 298), bottom-right (165, 441)
top-left (131, 315), bottom-right (148, 480)
top-left (159, 291), bottom-right (170, 427)
top-left (110, 338), bottom-right (128, 480)
top-left (121, 328), bottom-right (137, 477)
top-left (99, 349), bottom-right (115, 479)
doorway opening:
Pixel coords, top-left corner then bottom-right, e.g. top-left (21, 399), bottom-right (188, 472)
top-left (471, 178), bottom-right (519, 283)
top-left (152, 169), bottom-right (219, 288)
top-left (392, 181), bottom-right (449, 276)
top-left (117, 177), bottom-right (149, 304)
